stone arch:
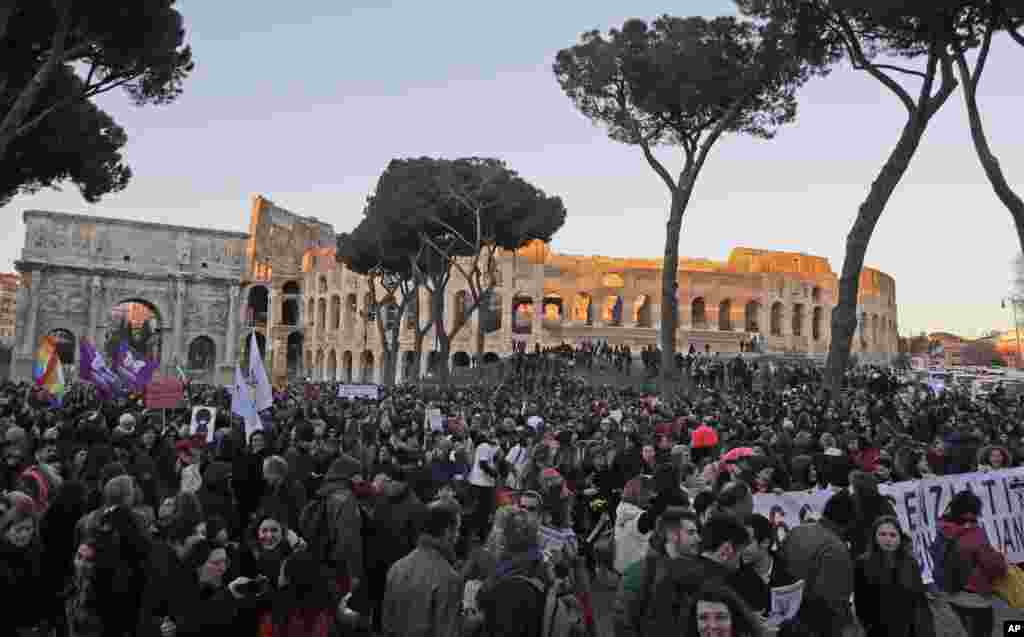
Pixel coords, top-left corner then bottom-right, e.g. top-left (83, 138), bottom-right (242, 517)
top-left (282, 281), bottom-right (300, 295)
top-left (346, 293), bottom-right (358, 328)
top-left (452, 351), bottom-right (471, 368)
top-left (634, 295), bottom-right (652, 327)
top-left (812, 307), bottom-right (824, 341)
top-left (811, 286), bottom-right (822, 303)
top-left (343, 350), bottom-right (353, 382)
top-left (770, 302), bottom-right (784, 336)
top-left (361, 350), bottom-right (375, 383)
top-left (318, 276), bottom-right (328, 295)
top-left (485, 292), bottom-right (502, 332)
top-left (314, 349), bottom-right (324, 380)
top-left (187, 336), bottom-right (216, 375)
top-left (542, 294), bottom-right (563, 321)
top-left (48, 328), bottom-right (76, 365)
top-left (282, 298), bottom-right (299, 326)
top-left (691, 297), bottom-right (707, 329)
top-left (317, 298), bottom-right (327, 329)
top-left (287, 332), bottom-right (304, 378)
top-left (454, 290), bottom-right (468, 330)
top-left (329, 295), bottom-right (340, 330)
top-left (792, 303), bottom-right (805, 337)
top-left (402, 351), bottom-right (417, 380)
top-left (872, 314), bottom-right (879, 349)
top-left (363, 292), bottom-right (374, 321)
top-left (603, 295), bottom-right (624, 325)
top-left (572, 292), bottom-right (592, 324)
top-left (718, 299), bottom-right (733, 331)
top-left (106, 299), bottom-right (163, 363)
top-left (327, 349), bottom-right (337, 380)
top-left (482, 352), bottom-right (500, 364)
top-left (306, 298), bottom-right (315, 326)
top-left (744, 301), bottom-right (761, 333)
top-left (512, 293), bottom-right (534, 334)
top-left (859, 311), bottom-right (868, 344)
top-left (246, 285), bottom-right (269, 325)
top-left (304, 350), bottom-right (312, 375)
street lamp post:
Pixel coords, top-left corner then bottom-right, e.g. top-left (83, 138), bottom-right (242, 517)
top-left (1001, 296), bottom-right (1024, 368)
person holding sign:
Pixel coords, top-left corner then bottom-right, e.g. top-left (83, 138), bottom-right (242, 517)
top-left (853, 516), bottom-right (933, 637)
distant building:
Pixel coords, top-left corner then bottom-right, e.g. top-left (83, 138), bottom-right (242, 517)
top-left (0, 273), bottom-right (19, 344)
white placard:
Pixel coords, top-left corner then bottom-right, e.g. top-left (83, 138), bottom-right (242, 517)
top-left (189, 406), bottom-right (218, 442)
top-left (766, 580), bottom-right (805, 628)
top-left (337, 384), bottom-right (379, 400)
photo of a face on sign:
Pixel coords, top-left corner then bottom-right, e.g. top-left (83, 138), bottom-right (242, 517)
top-left (190, 406), bottom-right (218, 442)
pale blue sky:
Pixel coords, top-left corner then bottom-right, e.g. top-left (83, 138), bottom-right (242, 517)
top-left (2, 0), bottom-right (1021, 338)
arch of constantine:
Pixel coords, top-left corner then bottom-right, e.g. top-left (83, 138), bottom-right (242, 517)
top-left (11, 196), bottom-right (898, 385)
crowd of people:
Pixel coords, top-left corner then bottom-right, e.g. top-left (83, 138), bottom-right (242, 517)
top-left (1, 348), bottom-right (1022, 637)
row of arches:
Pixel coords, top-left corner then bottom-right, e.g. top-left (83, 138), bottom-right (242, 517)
top-left (304, 349), bottom-right (503, 382)
top-left (511, 293), bottom-right (654, 332)
top-left (246, 282), bottom-right (302, 327)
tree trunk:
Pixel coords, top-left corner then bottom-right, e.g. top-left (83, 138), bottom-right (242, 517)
top-left (825, 116), bottom-right (929, 390)
top-left (659, 175), bottom-right (697, 385)
top-left (431, 287), bottom-right (451, 384)
top-left (960, 71), bottom-right (1024, 255)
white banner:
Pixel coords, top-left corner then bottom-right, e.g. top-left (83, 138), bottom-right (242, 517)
top-left (336, 384), bottom-right (379, 400)
top-left (754, 467), bottom-right (1024, 584)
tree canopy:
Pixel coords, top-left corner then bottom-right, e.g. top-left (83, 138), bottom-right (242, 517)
top-left (351, 156), bottom-right (566, 382)
top-left (0, 67), bottom-right (130, 206)
top-left (554, 13), bottom-right (820, 381)
top-left (0, 0), bottom-right (193, 200)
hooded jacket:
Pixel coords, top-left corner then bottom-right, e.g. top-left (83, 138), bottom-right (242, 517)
top-left (937, 518), bottom-right (1007, 595)
top-left (315, 455), bottom-right (365, 582)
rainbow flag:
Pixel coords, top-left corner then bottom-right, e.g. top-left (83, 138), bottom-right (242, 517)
top-left (33, 335), bottom-right (66, 405)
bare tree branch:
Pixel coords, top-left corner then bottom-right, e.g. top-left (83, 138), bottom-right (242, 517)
top-left (832, 11), bottom-right (917, 113)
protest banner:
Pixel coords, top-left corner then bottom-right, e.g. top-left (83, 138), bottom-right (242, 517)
top-left (337, 384), bottom-right (380, 400)
top-left (754, 467), bottom-right (1024, 584)
top-left (145, 376), bottom-right (184, 409)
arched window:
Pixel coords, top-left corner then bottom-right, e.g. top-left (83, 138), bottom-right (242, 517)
top-left (454, 290), bottom-right (468, 330)
top-left (48, 329), bottom-right (76, 365)
top-left (330, 295), bottom-right (341, 330)
top-left (247, 286), bottom-right (269, 326)
top-left (363, 292), bottom-right (374, 322)
top-left (792, 304), bottom-right (805, 337)
top-left (342, 351), bottom-right (353, 382)
top-left (346, 294), bottom-right (358, 328)
top-left (318, 276), bottom-right (328, 294)
top-left (282, 298), bottom-right (299, 326)
top-left (327, 350), bottom-right (337, 380)
top-left (691, 298), bottom-right (706, 329)
top-left (512, 295), bottom-right (534, 335)
top-left (811, 286), bottom-right (821, 303)
top-left (573, 293), bottom-right (592, 325)
top-left (770, 302), bottom-right (783, 336)
top-left (187, 336), bottom-right (216, 372)
top-left (812, 307), bottom-right (823, 341)
top-left (307, 299), bottom-right (315, 326)
top-left (287, 332), bottom-right (304, 378)
top-left (744, 301), bottom-right (761, 333)
top-left (282, 281), bottom-right (300, 295)
top-left (718, 299), bottom-right (732, 331)
top-left (634, 295), bottom-right (652, 328)
top-left (604, 296), bottom-right (624, 326)
top-left (317, 298), bottom-right (327, 329)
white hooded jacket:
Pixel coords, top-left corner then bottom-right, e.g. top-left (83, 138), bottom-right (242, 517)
top-left (614, 501), bottom-right (651, 574)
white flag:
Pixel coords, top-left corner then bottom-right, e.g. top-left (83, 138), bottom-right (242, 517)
top-left (249, 332), bottom-right (273, 412)
top-left (230, 363), bottom-right (263, 441)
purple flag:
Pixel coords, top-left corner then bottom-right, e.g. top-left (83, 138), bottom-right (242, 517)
top-left (114, 341), bottom-right (159, 392)
top-left (79, 339), bottom-right (124, 400)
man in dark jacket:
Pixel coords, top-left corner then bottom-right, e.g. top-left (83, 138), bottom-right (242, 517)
top-left (382, 500), bottom-right (464, 637)
top-left (197, 461), bottom-right (240, 539)
top-left (315, 453), bottom-right (365, 596)
top-left (257, 454), bottom-right (306, 531)
top-left (781, 489), bottom-right (857, 636)
top-left (477, 506), bottom-right (550, 637)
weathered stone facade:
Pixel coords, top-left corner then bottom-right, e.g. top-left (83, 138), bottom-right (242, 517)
top-left (12, 197), bottom-right (898, 385)
top-left (11, 210), bottom-right (248, 384)
top-left (0, 273), bottom-right (18, 344)
top-left (302, 241), bottom-right (899, 383)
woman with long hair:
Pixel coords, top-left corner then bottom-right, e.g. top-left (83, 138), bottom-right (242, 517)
top-left (0, 491), bottom-right (47, 636)
top-left (684, 584), bottom-right (764, 637)
top-left (854, 516), bottom-right (933, 637)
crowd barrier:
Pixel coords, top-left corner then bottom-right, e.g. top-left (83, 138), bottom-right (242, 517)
top-left (753, 467), bottom-right (1024, 584)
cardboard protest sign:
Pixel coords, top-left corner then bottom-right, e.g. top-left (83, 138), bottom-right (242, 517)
top-left (766, 580), bottom-right (805, 628)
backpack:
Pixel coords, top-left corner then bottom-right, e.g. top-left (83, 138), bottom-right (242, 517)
top-left (509, 576), bottom-right (586, 637)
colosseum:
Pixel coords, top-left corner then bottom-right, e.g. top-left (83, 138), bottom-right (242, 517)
top-left (297, 220), bottom-right (899, 384)
top-left (11, 195), bottom-right (898, 386)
